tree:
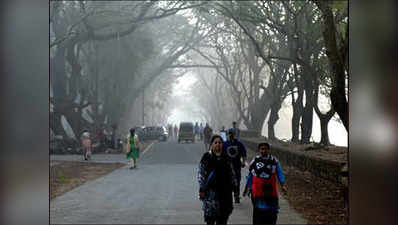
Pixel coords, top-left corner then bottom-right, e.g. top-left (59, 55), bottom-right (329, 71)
top-left (312, 0), bottom-right (348, 131)
top-left (50, 1), bottom-right (211, 138)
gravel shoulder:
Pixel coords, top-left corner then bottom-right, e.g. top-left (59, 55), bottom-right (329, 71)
top-left (50, 161), bottom-right (125, 200)
top-left (50, 140), bottom-right (155, 201)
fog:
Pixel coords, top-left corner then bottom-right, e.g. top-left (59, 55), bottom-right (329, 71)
top-left (50, 1), bottom-right (348, 147)
top-left (167, 71), bottom-right (347, 147)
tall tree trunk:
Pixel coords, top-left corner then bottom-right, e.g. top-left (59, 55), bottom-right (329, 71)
top-left (313, 83), bottom-right (335, 146)
top-left (249, 102), bottom-right (271, 133)
top-left (313, 1), bottom-right (348, 131)
top-left (65, 41), bottom-right (83, 135)
top-left (291, 92), bottom-right (303, 143)
top-left (51, 9), bottom-right (70, 137)
top-left (268, 100), bottom-right (282, 140)
top-left (301, 76), bottom-right (314, 144)
top-left (52, 46), bottom-right (67, 103)
top-left (50, 112), bottom-right (66, 137)
top-left (291, 70), bottom-right (304, 143)
top-left (319, 117), bottom-right (331, 146)
top-left (51, 45), bottom-right (69, 137)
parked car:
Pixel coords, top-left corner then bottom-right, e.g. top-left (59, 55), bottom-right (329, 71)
top-left (133, 126), bottom-right (144, 141)
top-left (144, 126), bottom-right (157, 140)
top-left (178, 122), bottom-right (195, 143)
top-left (158, 126), bottom-right (168, 141)
top-left (136, 126), bottom-right (168, 141)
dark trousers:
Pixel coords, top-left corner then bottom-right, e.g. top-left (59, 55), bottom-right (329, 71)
top-left (206, 214), bottom-right (229, 225)
top-left (233, 168), bottom-right (241, 199)
top-left (253, 208), bottom-right (277, 225)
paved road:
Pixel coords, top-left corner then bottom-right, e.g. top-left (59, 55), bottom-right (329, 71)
top-left (50, 139), bottom-right (307, 224)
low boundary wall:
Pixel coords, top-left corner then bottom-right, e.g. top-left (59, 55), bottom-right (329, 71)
top-left (240, 138), bottom-right (346, 184)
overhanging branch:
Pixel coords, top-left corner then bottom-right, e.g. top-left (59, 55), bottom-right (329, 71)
top-left (168, 64), bottom-right (219, 69)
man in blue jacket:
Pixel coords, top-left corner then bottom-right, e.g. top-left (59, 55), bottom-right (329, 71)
top-left (243, 142), bottom-right (287, 225)
top-left (224, 128), bottom-right (247, 204)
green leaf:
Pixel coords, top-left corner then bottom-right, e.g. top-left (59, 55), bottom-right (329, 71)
top-left (330, 1), bottom-right (347, 12)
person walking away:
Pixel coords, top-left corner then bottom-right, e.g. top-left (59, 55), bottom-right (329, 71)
top-left (81, 129), bottom-right (92, 160)
top-left (126, 128), bottom-right (141, 169)
top-left (243, 142), bottom-right (287, 225)
top-left (174, 125), bottom-right (178, 140)
top-left (224, 128), bottom-right (247, 203)
top-left (231, 121), bottom-right (240, 139)
top-left (220, 126), bottom-right (226, 132)
top-left (198, 135), bottom-right (238, 225)
top-left (194, 122), bottom-right (200, 141)
top-left (168, 124), bottom-right (173, 138)
top-left (199, 123), bottom-right (204, 141)
top-left (203, 123), bottom-right (213, 151)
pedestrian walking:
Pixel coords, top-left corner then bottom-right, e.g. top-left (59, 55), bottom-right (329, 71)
top-left (126, 128), bottom-right (141, 169)
top-left (80, 129), bottom-right (92, 160)
top-left (203, 123), bottom-right (213, 151)
top-left (199, 123), bottom-right (204, 141)
top-left (219, 126), bottom-right (227, 142)
top-left (224, 128), bottom-right (247, 203)
top-left (231, 121), bottom-right (240, 139)
top-left (198, 134), bottom-right (238, 225)
top-left (243, 142), bottom-right (287, 225)
top-left (174, 124), bottom-right (178, 139)
top-left (168, 124), bottom-right (173, 138)
top-left (194, 122), bottom-right (200, 141)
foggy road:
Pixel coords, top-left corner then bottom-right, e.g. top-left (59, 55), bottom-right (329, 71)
top-left (50, 138), bottom-right (306, 224)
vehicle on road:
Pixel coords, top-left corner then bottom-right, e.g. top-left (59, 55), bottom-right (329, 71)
top-left (178, 122), bottom-right (195, 143)
top-left (136, 126), bottom-right (168, 141)
top-left (158, 126), bottom-right (168, 141)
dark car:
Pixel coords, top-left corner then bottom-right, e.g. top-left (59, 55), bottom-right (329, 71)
top-left (138, 126), bottom-right (168, 141)
top-left (178, 122), bottom-right (195, 143)
top-left (143, 126), bottom-right (157, 140)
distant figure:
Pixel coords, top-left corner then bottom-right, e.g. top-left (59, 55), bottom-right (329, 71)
top-left (80, 129), bottom-right (91, 160)
top-left (98, 126), bottom-right (105, 146)
top-left (199, 123), bottom-right (204, 141)
top-left (174, 125), bottom-right (178, 139)
top-left (168, 124), bottom-right (173, 138)
top-left (220, 126), bottom-right (226, 132)
top-left (224, 128), bottom-right (247, 204)
top-left (194, 122), bottom-right (200, 141)
top-left (243, 143), bottom-right (287, 225)
top-left (111, 123), bottom-right (118, 149)
top-left (231, 121), bottom-right (240, 139)
top-left (198, 134), bottom-right (238, 225)
top-left (203, 123), bottom-right (213, 150)
top-left (126, 128), bottom-right (141, 169)
top-left (220, 126), bottom-right (227, 142)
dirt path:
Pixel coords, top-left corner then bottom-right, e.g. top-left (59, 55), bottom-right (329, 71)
top-left (50, 161), bottom-right (125, 200)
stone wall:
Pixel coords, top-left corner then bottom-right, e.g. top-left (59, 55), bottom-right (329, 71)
top-left (240, 130), bottom-right (261, 138)
top-left (241, 138), bottom-right (345, 184)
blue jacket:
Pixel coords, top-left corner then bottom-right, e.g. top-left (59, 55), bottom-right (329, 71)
top-left (245, 155), bottom-right (285, 212)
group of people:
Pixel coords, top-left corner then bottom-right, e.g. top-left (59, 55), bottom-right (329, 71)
top-left (167, 124), bottom-right (179, 138)
top-left (81, 121), bottom-right (286, 224)
top-left (79, 125), bottom-right (122, 161)
top-left (194, 122), bottom-right (205, 141)
top-left (203, 121), bottom-right (240, 149)
top-left (198, 121), bottom-right (286, 225)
